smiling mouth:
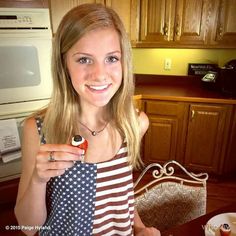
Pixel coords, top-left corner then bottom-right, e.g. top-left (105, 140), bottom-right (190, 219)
top-left (87, 84), bottom-right (110, 91)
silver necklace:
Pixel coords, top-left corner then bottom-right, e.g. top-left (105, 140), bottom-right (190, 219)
top-left (79, 121), bottom-right (109, 136)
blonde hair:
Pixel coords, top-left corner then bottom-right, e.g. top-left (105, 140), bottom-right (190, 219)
top-left (40, 3), bottom-right (142, 168)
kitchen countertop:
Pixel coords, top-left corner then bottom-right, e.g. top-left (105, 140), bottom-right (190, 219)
top-left (134, 74), bottom-right (236, 105)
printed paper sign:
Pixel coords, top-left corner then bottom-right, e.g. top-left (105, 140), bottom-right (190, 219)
top-left (0, 119), bottom-right (21, 163)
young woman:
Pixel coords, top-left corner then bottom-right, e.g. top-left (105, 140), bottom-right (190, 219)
top-left (14, 3), bottom-right (161, 236)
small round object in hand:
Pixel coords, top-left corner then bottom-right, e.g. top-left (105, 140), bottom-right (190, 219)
top-left (71, 135), bottom-right (88, 152)
top-left (71, 135), bottom-right (88, 163)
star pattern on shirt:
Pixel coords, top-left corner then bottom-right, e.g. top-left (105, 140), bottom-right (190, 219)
top-left (41, 162), bottom-right (97, 236)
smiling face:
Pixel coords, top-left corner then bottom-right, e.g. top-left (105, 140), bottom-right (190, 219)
top-left (66, 27), bottom-right (122, 110)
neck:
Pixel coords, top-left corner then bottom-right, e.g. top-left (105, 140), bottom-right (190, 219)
top-left (79, 105), bottom-right (109, 130)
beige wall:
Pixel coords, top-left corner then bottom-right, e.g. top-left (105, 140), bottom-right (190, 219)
top-left (132, 48), bottom-right (236, 75)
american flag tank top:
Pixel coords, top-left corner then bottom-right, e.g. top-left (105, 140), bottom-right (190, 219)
top-left (36, 116), bottom-right (135, 236)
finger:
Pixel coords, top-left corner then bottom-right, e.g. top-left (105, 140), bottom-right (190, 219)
top-left (49, 169), bottom-right (66, 177)
top-left (48, 151), bottom-right (82, 162)
top-left (40, 144), bottom-right (84, 155)
top-left (48, 161), bottom-right (75, 170)
top-left (37, 161), bottom-right (75, 172)
top-left (37, 150), bottom-right (82, 163)
top-left (38, 169), bottom-right (66, 180)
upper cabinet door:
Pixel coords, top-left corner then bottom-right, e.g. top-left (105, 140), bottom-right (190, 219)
top-left (137, 0), bottom-right (209, 47)
top-left (105, 0), bottom-right (139, 44)
top-left (173, 0), bottom-right (208, 45)
top-left (49, 0), bottom-right (137, 41)
top-left (139, 0), bottom-right (176, 43)
top-left (49, 0), bottom-right (105, 34)
top-left (212, 0), bottom-right (236, 46)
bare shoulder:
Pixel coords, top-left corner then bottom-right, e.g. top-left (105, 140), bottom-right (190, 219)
top-left (22, 116), bottom-right (41, 159)
top-left (23, 116), bottom-right (38, 133)
top-left (138, 111), bottom-right (149, 138)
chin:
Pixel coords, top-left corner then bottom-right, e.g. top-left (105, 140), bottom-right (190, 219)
top-left (91, 94), bottom-right (115, 107)
top-left (94, 101), bottom-right (110, 107)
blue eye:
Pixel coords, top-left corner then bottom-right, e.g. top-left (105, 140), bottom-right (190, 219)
top-left (105, 56), bottom-right (119, 63)
top-left (78, 57), bottom-right (92, 64)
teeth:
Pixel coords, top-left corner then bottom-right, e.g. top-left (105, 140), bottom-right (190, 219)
top-left (89, 84), bottom-right (109, 90)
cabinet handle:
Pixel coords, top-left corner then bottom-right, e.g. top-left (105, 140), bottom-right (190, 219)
top-left (191, 110), bottom-right (195, 119)
top-left (176, 23), bottom-right (180, 36)
top-left (175, 15), bottom-right (180, 36)
top-left (218, 25), bottom-right (223, 37)
top-left (163, 23), bottom-right (168, 36)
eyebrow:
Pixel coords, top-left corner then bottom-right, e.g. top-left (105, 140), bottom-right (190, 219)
top-left (72, 50), bottom-right (121, 57)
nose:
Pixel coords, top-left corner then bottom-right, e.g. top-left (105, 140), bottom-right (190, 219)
top-left (92, 62), bottom-right (107, 81)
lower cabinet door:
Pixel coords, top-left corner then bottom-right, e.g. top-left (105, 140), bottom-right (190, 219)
top-left (143, 101), bottom-right (187, 164)
top-left (144, 116), bottom-right (178, 163)
top-left (184, 103), bottom-right (232, 174)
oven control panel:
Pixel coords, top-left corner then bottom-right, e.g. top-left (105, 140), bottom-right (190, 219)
top-left (0, 8), bottom-right (51, 29)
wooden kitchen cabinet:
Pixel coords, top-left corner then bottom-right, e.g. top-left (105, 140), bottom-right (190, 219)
top-left (223, 106), bottom-right (236, 175)
top-left (135, 0), bottom-right (236, 48)
top-left (49, 0), bottom-right (137, 38)
top-left (105, 0), bottom-right (138, 43)
top-left (142, 98), bottom-right (234, 176)
top-left (143, 100), bottom-right (188, 164)
top-left (0, 178), bottom-right (20, 232)
top-left (209, 0), bottom-right (236, 47)
top-left (184, 103), bottom-right (233, 174)
top-left (138, 0), bottom-right (176, 45)
top-left (137, 0), bottom-right (209, 47)
top-left (49, 0), bottom-right (105, 34)
top-left (0, 0), bottom-right (48, 8)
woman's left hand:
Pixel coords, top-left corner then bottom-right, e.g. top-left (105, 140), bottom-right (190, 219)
top-left (135, 226), bottom-right (161, 236)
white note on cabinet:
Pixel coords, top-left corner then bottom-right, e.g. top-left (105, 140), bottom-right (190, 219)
top-left (0, 119), bottom-right (21, 163)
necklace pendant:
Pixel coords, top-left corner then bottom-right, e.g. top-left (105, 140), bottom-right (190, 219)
top-left (79, 121), bottom-right (109, 136)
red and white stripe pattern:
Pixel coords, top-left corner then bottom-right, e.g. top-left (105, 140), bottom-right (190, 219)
top-left (92, 143), bottom-right (135, 236)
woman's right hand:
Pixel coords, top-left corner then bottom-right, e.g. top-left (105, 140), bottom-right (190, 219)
top-left (32, 144), bottom-right (83, 183)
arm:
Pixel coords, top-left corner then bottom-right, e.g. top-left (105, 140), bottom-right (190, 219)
top-left (134, 209), bottom-right (161, 236)
top-left (133, 208), bottom-right (146, 232)
top-left (138, 110), bottom-right (149, 138)
top-left (14, 118), bottom-right (47, 236)
top-left (14, 117), bottom-right (82, 235)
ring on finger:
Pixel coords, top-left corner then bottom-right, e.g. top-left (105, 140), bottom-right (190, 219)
top-left (48, 151), bottom-right (55, 162)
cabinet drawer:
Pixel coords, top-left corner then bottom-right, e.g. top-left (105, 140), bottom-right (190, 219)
top-left (145, 101), bottom-right (181, 116)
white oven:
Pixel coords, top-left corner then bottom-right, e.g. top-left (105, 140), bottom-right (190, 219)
top-left (0, 7), bottom-right (52, 104)
top-left (0, 8), bottom-right (52, 182)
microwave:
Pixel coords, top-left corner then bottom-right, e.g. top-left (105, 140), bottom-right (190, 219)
top-left (0, 7), bottom-right (53, 105)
